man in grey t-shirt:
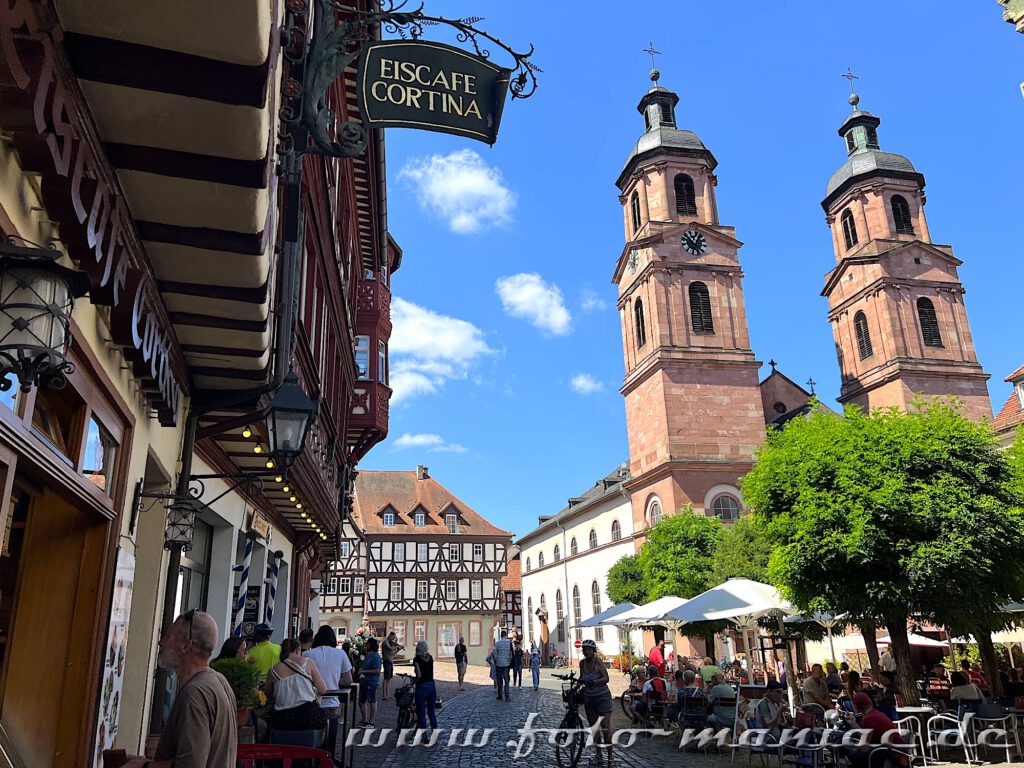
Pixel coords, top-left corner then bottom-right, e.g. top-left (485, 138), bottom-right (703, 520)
top-left (123, 610), bottom-right (236, 768)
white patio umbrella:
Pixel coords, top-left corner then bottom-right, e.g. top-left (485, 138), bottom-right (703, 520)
top-left (665, 579), bottom-right (799, 703)
top-left (574, 601), bottom-right (637, 628)
top-left (604, 595), bottom-right (689, 629)
top-left (876, 633), bottom-right (948, 648)
top-left (784, 612), bottom-right (848, 661)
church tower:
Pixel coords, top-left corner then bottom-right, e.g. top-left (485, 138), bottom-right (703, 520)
top-left (821, 86), bottom-right (991, 421)
top-left (613, 69), bottom-right (765, 538)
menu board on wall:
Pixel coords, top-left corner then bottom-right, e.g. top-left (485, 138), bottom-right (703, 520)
top-left (93, 548), bottom-right (135, 768)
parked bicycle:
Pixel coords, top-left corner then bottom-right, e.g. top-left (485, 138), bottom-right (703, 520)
top-left (552, 672), bottom-right (588, 768)
top-left (552, 654), bottom-right (570, 669)
top-left (393, 673), bottom-right (416, 730)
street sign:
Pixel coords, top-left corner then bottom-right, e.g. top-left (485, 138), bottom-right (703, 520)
top-left (358, 40), bottom-right (511, 145)
top-left (574, 638), bottom-right (582, 650)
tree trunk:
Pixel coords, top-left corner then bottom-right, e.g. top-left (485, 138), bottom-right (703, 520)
top-left (859, 618), bottom-right (880, 673)
top-left (884, 614), bottom-right (919, 705)
top-left (975, 626), bottom-right (1002, 698)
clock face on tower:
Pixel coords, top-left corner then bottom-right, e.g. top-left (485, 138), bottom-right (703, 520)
top-left (627, 250), bottom-right (639, 274)
top-left (682, 229), bottom-right (707, 255)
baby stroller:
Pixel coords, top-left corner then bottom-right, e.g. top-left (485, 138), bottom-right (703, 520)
top-left (394, 674), bottom-right (417, 730)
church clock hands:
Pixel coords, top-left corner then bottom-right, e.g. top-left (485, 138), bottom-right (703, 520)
top-left (682, 229), bottom-right (707, 255)
top-left (627, 250), bottom-right (639, 274)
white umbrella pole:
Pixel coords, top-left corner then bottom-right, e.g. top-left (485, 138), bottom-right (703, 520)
top-left (827, 624), bottom-right (836, 662)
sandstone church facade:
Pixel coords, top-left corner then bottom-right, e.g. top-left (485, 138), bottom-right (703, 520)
top-left (611, 72), bottom-right (992, 539)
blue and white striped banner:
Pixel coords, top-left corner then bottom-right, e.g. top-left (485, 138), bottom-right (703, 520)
top-left (232, 532), bottom-right (256, 637)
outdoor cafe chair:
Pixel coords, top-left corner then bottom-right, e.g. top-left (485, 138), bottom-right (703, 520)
top-left (925, 711), bottom-right (977, 765)
top-left (731, 699), bottom-right (783, 768)
top-left (238, 744), bottom-right (332, 768)
top-left (971, 701), bottom-right (1021, 764)
top-left (679, 695), bottom-right (709, 731)
top-left (890, 716), bottom-right (928, 767)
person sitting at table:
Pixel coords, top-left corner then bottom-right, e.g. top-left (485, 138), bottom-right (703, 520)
top-left (874, 670), bottom-right (901, 720)
top-left (949, 671), bottom-right (983, 702)
top-left (700, 656), bottom-right (721, 685)
top-left (707, 672), bottom-right (738, 730)
top-left (802, 663), bottom-right (832, 709)
top-left (847, 692), bottom-right (904, 768)
top-left (925, 663), bottom-right (951, 700)
top-left (727, 659), bottom-right (749, 684)
top-left (839, 670), bottom-right (870, 708)
top-left (631, 664), bottom-right (668, 723)
top-left (963, 660), bottom-right (988, 691)
top-left (825, 662), bottom-right (844, 694)
top-left (754, 681), bottom-right (792, 739)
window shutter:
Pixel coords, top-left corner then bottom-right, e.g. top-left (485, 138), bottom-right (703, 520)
top-left (854, 311), bottom-right (873, 360)
top-left (689, 282), bottom-right (714, 334)
top-left (674, 174), bottom-right (697, 216)
top-left (917, 298), bottom-right (943, 347)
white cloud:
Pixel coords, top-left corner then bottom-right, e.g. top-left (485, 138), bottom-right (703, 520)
top-left (389, 297), bottom-right (495, 405)
top-left (399, 149), bottom-right (515, 234)
top-left (495, 273), bottom-right (573, 336)
top-left (580, 288), bottom-right (610, 312)
top-left (392, 433), bottom-right (467, 453)
top-left (569, 373), bottom-right (604, 395)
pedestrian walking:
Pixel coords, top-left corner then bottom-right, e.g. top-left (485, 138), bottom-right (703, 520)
top-left (492, 629), bottom-right (513, 701)
top-left (118, 610), bottom-right (237, 767)
top-left (454, 636), bottom-right (468, 690)
top-left (512, 640), bottom-right (524, 687)
top-left (358, 637), bottom-right (382, 727)
top-left (530, 644), bottom-right (541, 690)
top-left (381, 630), bottom-right (403, 700)
top-left (413, 640), bottom-right (438, 731)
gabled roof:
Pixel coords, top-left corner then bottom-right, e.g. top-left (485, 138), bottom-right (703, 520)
top-left (353, 470), bottom-right (511, 537)
top-left (1005, 363), bottom-right (1024, 383)
top-left (517, 464), bottom-right (630, 545)
top-left (992, 391), bottom-right (1024, 435)
top-left (502, 557), bottom-right (521, 592)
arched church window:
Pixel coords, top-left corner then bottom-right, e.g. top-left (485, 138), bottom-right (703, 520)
top-left (917, 297), bottom-right (943, 348)
top-left (689, 282), bottom-right (714, 335)
top-left (634, 299), bottom-right (647, 348)
top-left (630, 191), bottom-right (641, 234)
top-left (712, 495), bottom-right (741, 522)
top-left (553, 544), bottom-right (561, 562)
top-left (589, 529), bottom-right (598, 549)
top-left (570, 537), bottom-right (578, 556)
top-left (646, 498), bottom-right (663, 527)
top-left (525, 557), bottom-right (531, 573)
top-left (611, 520), bottom-right (622, 541)
top-left (674, 174), bottom-right (697, 217)
top-left (538, 552), bottom-right (545, 568)
top-left (891, 195), bottom-right (914, 235)
top-left (841, 209), bottom-right (859, 249)
top-left (591, 581), bottom-right (604, 642)
top-left (854, 311), bottom-right (873, 360)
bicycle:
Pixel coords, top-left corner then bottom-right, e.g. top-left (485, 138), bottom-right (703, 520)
top-left (392, 673), bottom-right (416, 730)
top-left (552, 654), bottom-right (570, 669)
top-left (552, 672), bottom-right (588, 768)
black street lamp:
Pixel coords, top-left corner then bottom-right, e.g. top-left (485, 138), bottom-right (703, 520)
top-left (0, 241), bottom-right (90, 392)
top-left (266, 369), bottom-right (317, 469)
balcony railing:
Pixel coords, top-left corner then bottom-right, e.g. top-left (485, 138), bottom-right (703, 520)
top-left (356, 278), bottom-right (391, 321)
top-left (348, 379), bottom-right (390, 459)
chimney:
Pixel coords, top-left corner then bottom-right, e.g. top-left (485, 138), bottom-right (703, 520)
top-left (416, 465), bottom-right (428, 481)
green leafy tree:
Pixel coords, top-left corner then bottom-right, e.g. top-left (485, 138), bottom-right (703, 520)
top-left (639, 509), bottom-right (722, 600)
top-left (711, 514), bottom-right (770, 584)
top-left (606, 553), bottom-right (647, 605)
top-left (742, 401), bottom-right (1024, 703)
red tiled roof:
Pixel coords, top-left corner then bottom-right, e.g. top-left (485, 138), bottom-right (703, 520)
top-left (992, 391), bottom-right (1024, 435)
top-left (353, 470), bottom-right (511, 537)
top-left (1005, 363), bottom-right (1024, 383)
top-left (502, 557), bottom-right (521, 592)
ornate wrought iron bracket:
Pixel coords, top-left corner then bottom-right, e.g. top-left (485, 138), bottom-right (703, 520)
top-left (297, 0), bottom-right (540, 158)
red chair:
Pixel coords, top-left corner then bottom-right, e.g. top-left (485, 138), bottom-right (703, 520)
top-left (237, 744), bottom-right (332, 768)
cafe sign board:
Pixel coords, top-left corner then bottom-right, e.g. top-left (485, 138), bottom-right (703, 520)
top-left (358, 40), bottom-right (512, 145)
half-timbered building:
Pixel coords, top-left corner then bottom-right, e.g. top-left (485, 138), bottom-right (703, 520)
top-left (322, 465), bottom-right (511, 665)
top-left (502, 552), bottom-right (523, 638)
top-left (318, 512), bottom-right (368, 641)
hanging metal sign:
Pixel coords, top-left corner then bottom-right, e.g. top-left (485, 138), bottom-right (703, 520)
top-left (358, 40), bottom-right (511, 145)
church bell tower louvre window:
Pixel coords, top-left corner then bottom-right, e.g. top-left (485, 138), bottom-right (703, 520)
top-left (854, 311), bottom-right (874, 360)
top-left (841, 209), bottom-right (859, 249)
top-left (658, 101), bottom-right (674, 127)
top-left (634, 299), bottom-right (647, 347)
top-left (674, 174), bottom-right (697, 216)
top-left (630, 191), bottom-right (641, 233)
top-left (688, 282), bottom-right (714, 335)
top-left (917, 297), bottom-right (943, 348)
top-left (845, 131), bottom-right (857, 154)
top-left (892, 195), bottom-right (914, 235)
top-left (866, 126), bottom-right (879, 149)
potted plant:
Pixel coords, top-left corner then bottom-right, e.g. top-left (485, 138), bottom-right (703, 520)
top-left (211, 658), bottom-right (259, 726)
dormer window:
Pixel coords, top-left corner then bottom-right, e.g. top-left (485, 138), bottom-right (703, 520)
top-left (383, 512), bottom-right (395, 527)
top-left (1017, 383), bottom-right (1024, 410)
top-left (414, 512), bottom-right (425, 527)
top-left (445, 513), bottom-right (459, 534)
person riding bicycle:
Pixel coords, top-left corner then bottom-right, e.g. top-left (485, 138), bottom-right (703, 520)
top-left (579, 639), bottom-right (612, 767)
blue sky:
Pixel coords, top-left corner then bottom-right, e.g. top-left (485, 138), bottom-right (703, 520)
top-left (361, 1), bottom-right (1023, 538)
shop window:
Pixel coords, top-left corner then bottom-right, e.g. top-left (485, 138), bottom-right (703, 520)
top-left (176, 518), bottom-right (212, 614)
top-left (30, 383), bottom-right (85, 466)
top-left (393, 621), bottom-right (406, 647)
top-left (82, 415), bottom-right (118, 494)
